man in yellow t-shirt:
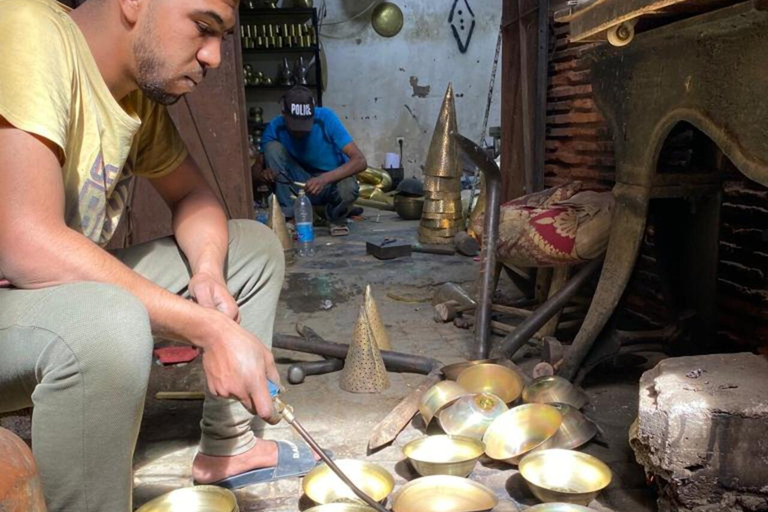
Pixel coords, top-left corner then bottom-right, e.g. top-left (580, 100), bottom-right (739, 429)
top-left (0, 0), bottom-right (320, 510)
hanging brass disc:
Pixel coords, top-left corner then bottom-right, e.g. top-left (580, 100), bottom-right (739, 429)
top-left (371, 2), bottom-right (404, 38)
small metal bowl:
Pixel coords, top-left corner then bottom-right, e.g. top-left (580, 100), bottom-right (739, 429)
top-left (136, 486), bottom-right (238, 512)
top-left (394, 194), bottom-right (425, 220)
top-left (304, 505), bottom-right (379, 512)
top-left (525, 504), bottom-right (597, 512)
top-left (438, 393), bottom-right (508, 440)
top-left (402, 435), bottom-right (485, 477)
top-left (441, 360), bottom-right (496, 381)
top-left (483, 404), bottom-right (562, 465)
top-left (522, 376), bottom-right (589, 409)
top-left (418, 381), bottom-right (469, 425)
top-left (456, 363), bottom-right (524, 404)
top-left (303, 459), bottom-right (395, 505)
top-left (535, 403), bottom-right (598, 451)
top-left (519, 449), bottom-right (612, 506)
top-left (391, 475), bottom-right (498, 512)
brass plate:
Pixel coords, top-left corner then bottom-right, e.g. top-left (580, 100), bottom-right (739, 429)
top-left (303, 459), bottom-right (394, 505)
top-left (519, 449), bottom-right (612, 506)
top-left (371, 2), bottom-right (404, 38)
top-left (403, 435), bottom-right (485, 477)
top-left (136, 486), bottom-right (238, 512)
top-left (456, 363), bottom-right (524, 404)
top-left (483, 404), bottom-right (562, 464)
top-left (392, 475), bottom-right (498, 512)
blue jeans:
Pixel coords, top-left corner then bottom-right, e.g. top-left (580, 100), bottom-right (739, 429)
top-left (264, 141), bottom-right (359, 222)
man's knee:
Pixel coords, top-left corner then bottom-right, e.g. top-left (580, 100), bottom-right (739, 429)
top-left (335, 177), bottom-right (360, 204)
top-left (263, 141), bottom-right (289, 168)
top-left (227, 219), bottom-right (285, 280)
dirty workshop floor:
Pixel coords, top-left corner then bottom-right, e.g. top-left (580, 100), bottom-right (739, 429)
top-left (132, 210), bottom-right (659, 511)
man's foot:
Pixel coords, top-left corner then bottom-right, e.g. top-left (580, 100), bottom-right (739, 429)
top-left (191, 439), bottom-right (323, 485)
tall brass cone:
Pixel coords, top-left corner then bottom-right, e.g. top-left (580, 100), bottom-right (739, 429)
top-left (268, 194), bottom-right (293, 252)
top-left (340, 305), bottom-right (390, 393)
top-left (364, 285), bottom-right (392, 351)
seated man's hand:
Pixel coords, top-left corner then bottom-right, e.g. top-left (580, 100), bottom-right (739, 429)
top-left (305, 174), bottom-right (331, 196)
top-left (261, 168), bottom-right (276, 183)
top-left (199, 313), bottom-right (280, 420)
top-left (189, 271), bottom-right (241, 323)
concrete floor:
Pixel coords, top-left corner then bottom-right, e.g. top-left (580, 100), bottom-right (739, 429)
top-left (133, 210), bottom-right (659, 511)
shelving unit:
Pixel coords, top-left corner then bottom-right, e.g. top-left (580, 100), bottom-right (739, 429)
top-left (239, 6), bottom-right (323, 143)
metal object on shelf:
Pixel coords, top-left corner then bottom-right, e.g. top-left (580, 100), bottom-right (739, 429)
top-left (391, 475), bottom-right (498, 512)
top-left (371, 2), bottom-right (404, 38)
top-left (278, 57), bottom-right (293, 85)
top-left (294, 56), bottom-right (309, 85)
top-left (483, 404), bottom-right (562, 465)
top-left (402, 435), bottom-right (485, 477)
top-left (519, 449), bottom-right (612, 505)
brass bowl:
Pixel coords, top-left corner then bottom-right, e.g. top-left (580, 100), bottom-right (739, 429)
top-left (456, 363), bottom-right (524, 404)
top-left (525, 504), bottom-right (597, 512)
top-left (418, 381), bottom-right (469, 425)
top-left (371, 1), bottom-right (404, 38)
top-left (519, 449), bottom-right (612, 506)
top-left (394, 194), bottom-right (424, 220)
top-left (440, 359), bottom-right (494, 381)
top-left (402, 435), bottom-right (485, 477)
top-left (305, 505), bottom-right (378, 512)
top-left (536, 403), bottom-right (598, 451)
top-left (483, 404), bottom-right (562, 464)
top-left (391, 475), bottom-right (498, 512)
top-left (136, 486), bottom-right (238, 512)
top-left (437, 393), bottom-right (508, 440)
top-left (303, 459), bottom-right (395, 505)
top-left (522, 376), bottom-right (589, 409)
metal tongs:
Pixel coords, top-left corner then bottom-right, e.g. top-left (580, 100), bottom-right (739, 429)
top-left (268, 382), bottom-right (390, 512)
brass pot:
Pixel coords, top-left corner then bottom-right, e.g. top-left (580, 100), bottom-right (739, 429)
top-left (456, 363), bottom-right (524, 404)
top-left (402, 435), bottom-right (485, 477)
top-left (518, 449), bottom-right (612, 506)
top-left (303, 459), bottom-right (394, 505)
top-left (394, 194), bottom-right (424, 220)
top-left (482, 404), bottom-right (562, 465)
top-left (136, 486), bottom-right (238, 512)
top-left (391, 475), bottom-right (498, 512)
top-left (418, 381), bottom-right (469, 426)
top-left (437, 393), bottom-right (508, 440)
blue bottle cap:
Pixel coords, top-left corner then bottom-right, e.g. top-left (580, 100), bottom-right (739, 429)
top-left (267, 380), bottom-right (281, 398)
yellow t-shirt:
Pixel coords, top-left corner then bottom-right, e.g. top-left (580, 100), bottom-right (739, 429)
top-left (0, 0), bottom-right (188, 246)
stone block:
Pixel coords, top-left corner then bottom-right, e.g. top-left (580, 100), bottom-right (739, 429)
top-left (630, 353), bottom-right (768, 512)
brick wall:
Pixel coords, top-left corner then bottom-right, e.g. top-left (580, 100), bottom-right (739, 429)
top-left (545, 24), bottom-right (768, 350)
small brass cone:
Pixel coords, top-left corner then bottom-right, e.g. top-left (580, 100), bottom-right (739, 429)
top-left (267, 194), bottom-right (293, 252)
top-left (340, 305), bottom-right (390, 393)
top-left (364, 285), bottom-right (392, 350)
top-left (423, 83), bottom-right (459, 180)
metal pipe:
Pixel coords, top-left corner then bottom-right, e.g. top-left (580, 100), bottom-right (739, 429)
top-left (287, 358), bottom-right (344, 384)
top-left (275, 399), bottom-right (390, 512)
top-left (496, 258), bottom-right (604, 359)
top-left (453, 133), bottom-right (502, 360)
top-left (273, 334), bottom-right (442, 374)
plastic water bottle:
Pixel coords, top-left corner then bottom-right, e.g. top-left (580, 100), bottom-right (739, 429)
top-left (295, 189), bottom-right (315, 257)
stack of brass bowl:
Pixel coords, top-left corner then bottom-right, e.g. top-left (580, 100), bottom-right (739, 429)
top-left (136, 486), bottom-right (239, 512)
top-left (418, 84), bottom-right (463, 245)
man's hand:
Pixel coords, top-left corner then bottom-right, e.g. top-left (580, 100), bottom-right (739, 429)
top-left (261, 168), bottom-right (276, 184)
top-left (188, 271), bottom-right (240, 323)
top-left (199, 312), bottom-right (281, 419)
top-left (305, 174), bottom-right (331, 196)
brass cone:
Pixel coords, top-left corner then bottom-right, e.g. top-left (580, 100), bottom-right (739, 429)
top-left (267, 194), bottom-right (293, 252)
top-left (423, 83), bottom-right (459, 179)
top-left (340, 305), bottom-right (390, 393)
top-left (364, 285), bottom-right (392, 351)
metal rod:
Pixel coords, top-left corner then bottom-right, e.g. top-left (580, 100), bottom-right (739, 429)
top-left (453, 133), bottom-right (502, 360)
top-left (273, 334), bottom-right (441, 374)
top-left (496, 258), bottom-right (604, 359)
top-left (276, 400), bottom-right (390, 512)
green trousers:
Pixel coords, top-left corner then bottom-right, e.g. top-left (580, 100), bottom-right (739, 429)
top-left (0, 219), bottom-right (285, 512)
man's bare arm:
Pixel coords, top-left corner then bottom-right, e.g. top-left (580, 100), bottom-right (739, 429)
top-left (305, 141), bottom-right (367, 195)
top-left (0, 121), bottom-right (278, 418)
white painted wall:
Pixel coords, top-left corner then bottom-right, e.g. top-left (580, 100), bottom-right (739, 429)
top-left (313, 0), bottom-right (502, 178)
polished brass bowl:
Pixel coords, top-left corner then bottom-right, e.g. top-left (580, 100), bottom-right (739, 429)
top-left (303, 459), bottom-right (395, 505)
top-left (522, 376), bottom-right (589, 409)
top-left (394, 194), bottom-right (425, 220)
top-left (519, 449), bottom-right (612, 505)
top-left (371, 2), bottom-right (404, 38)
top-left (440, 359), bottom-right (494, 381)
top-left (525, 504), bottom-right (596, 512)
top-left (456, 363), bottom-right (524, 404)
top-left (136, 486), bottom-right (238, 512)
top-left (418, 381), bottom-right (469, 425)
top-left (391, 475), bottom-right (498, 512)
top-left (536, 403), bottom-right (598, 451)
top-left (402, 435), bottom-right (485, 477)
top-left (304, 504), bottom-right (378, 512)
top-left (438, 393), bottom-right (508, 440)
top-left (483, 404), bottom-right (562, 464)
